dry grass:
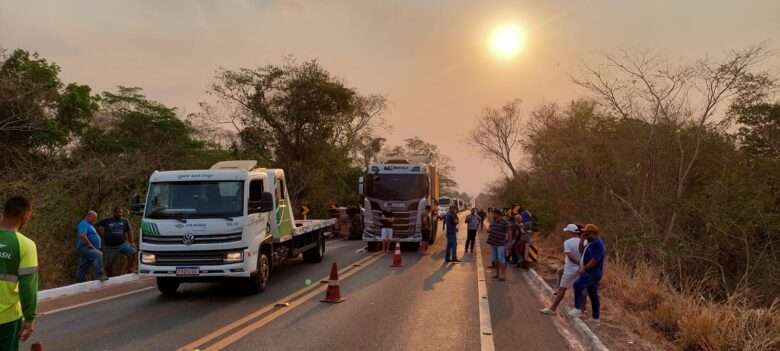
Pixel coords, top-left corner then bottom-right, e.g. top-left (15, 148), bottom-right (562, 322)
top-left (535, 233), bottom-right (780, 351)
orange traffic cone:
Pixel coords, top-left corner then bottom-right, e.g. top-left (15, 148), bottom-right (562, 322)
top-left (31, 342), bottom-right (43, 351)
top-left (321, 262), bottom-right (345, 303)
top-left (391, 242), bottom-right (403, 267)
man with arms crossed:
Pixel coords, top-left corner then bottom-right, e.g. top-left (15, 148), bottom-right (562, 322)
top-left (0, 196), bottom-right (38, 350)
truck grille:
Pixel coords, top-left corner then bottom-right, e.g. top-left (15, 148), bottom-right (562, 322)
top-left (368, 210), bottom-right (418, 237)
top-left (142, 232), bottom-right (242, 245)
top-left (145, 249), bottom-right (243, 266)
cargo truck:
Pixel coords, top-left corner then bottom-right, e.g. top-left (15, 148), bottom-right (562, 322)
top-left (135, 160), bottom-right (336, 296)
top-left (359, 159), bottom-right (439, 251)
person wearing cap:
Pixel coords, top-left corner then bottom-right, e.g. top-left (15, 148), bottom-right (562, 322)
top-left (541, 224), bottom-right (583, 315)
top-left (569, 224), bottom-right (606, 325)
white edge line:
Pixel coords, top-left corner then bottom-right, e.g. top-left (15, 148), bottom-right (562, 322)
top-left (475, 238), bottom-right (496, 351)
top-left (40, 286), bottom-right (155, 316)
top-left (526, 267), bottom-right (610, 351)
top-left (38, 273), bottom-right (145, 301)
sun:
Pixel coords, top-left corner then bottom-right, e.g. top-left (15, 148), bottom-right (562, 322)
top-left (490, 24), bottom-right (524, 59)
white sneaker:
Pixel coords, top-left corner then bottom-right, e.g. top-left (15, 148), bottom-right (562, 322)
top-left (568, 308), bottom-right (583, 318)
top-left (589, 318), bottom-right (601, 327)
top-left (540, 308), bottom-right (556, 315)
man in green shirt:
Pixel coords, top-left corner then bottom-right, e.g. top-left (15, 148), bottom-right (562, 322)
top-left (0, 196), bottom-right (38, 350)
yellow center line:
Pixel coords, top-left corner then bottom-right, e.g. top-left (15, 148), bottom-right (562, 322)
top-left (178, 252), bottom-right (384, 351)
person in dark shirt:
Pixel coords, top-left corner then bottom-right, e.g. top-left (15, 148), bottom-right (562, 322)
top-left (569, 224), bottom-right (606, 324)
top-left (444, 206), bottom-right (460, 262)
top-left (487, 209), bottom-right (511, 281)
top-left (97, 207), bottom-right (137, 276)
top-left (421, 205), bottom-right (432, 244)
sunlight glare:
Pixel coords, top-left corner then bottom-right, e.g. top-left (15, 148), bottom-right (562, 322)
top-left (490, 24), bottom-right (524, 59)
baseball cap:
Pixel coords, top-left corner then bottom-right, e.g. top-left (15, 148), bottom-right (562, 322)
top-left (582, 224), bottom-right (600, 233)
top-left (563, 224), bottom-right (579, 233)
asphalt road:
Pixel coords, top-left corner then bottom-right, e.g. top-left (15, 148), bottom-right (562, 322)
top-left (26, 219), bottom-right (578, 351)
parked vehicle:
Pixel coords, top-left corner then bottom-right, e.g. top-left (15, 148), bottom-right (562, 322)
top-left (135, 160), bottom-right (336, 296)
top-left (359, 159), bottom-right (439, 251)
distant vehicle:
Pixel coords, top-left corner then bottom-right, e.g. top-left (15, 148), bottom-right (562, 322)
top-left (135, 160), bottom-right (336, 296)
top-left (359, 158), bottom-right (439, 250)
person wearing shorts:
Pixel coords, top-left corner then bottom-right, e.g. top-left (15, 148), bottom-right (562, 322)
top-left (541, 224), bottom-right (583, 315)
top-left (380, 210), bottom-right (394, 254)
top-left (97, 207), bottom-right (137, 276)
top-left (486, 209), bottom-right (510, 281)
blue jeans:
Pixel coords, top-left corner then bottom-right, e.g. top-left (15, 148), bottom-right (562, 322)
top-left (574, 272), bottom-right (601, 319)
top-left (445, 235), bottom-right (457, 261)
top-left (76, 247), bottom-right (105, 282)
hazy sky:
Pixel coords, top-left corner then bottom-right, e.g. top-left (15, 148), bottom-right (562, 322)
top-left (2, 0), bottom-right (779, 196)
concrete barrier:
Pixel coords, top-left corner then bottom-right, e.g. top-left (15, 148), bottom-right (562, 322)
top-left (38, 274), bottom-right (145, 301)
top-left (525, 267), bottom-right (610, 351)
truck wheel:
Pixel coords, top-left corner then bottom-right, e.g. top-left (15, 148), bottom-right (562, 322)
top-left (157, 277), bottom-right (180, 296)
top-left (245, 253), bottom-right (270, 294)
top-left (303, 233), bottom-right (324, 263)
top-left (366, 242), bottom-right (380, 252)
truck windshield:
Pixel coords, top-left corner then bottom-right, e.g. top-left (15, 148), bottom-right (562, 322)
top-left (365, 174), bottom-right (427, 201)
top-left (145, 181), bottom-right (244, 219)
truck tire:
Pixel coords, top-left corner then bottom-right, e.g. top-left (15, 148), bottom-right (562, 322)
top-left (303, 232), bottom-right (324, 263)
top-left (157, 277), bottom-right (180, 296)
top-left (245, 252), bottom-right (270, 294)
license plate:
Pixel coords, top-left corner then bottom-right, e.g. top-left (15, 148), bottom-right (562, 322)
top-left (176, 267), bottom-right (199, 276)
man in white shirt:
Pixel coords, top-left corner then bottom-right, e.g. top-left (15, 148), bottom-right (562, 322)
top-left (540, 224), bottom-right (582, 315)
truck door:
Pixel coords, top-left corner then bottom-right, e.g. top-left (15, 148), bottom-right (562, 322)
top-left (275, 173), bottom-right (294, 240)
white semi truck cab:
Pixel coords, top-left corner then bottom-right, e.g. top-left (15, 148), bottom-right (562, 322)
top-left (136, 160), bottom-right (335, 295)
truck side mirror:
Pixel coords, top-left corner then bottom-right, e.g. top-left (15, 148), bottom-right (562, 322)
top-left (256, 192), bottom-right (274, 212)
top-left (130, 195), bottom-right (145, 216)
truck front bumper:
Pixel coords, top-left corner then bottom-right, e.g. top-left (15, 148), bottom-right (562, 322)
top-left (139, 262), bottom-right (252, 278)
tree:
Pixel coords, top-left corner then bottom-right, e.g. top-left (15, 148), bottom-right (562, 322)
top-left (383, 137), bottom-right (459, 194)
top-left (573, 47), bottom-right (771, 242)
top-left (209, 58), bottom-right (386, 204)
top-left (470, 99), bottom-right (524, 178)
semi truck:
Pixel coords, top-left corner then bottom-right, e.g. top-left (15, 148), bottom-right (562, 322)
top-left (359, 159), bottom-right (439, 251)
top-left (135, 160), bottom-right (336, 296)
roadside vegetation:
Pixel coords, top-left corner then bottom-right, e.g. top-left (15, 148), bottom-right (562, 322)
top-left (476, 47), bottom-right (780, 350)
top-left (0, 48), bottom-right (459, 288)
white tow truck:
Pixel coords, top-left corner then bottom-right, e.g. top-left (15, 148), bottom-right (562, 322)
top-left (135, 161), bottom-right (336, 295)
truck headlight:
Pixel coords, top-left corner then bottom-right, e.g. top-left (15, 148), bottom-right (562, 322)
top-left (141, 253), bottom-right (156, 264)
top-left (224, 251), bottom-right (244, 263)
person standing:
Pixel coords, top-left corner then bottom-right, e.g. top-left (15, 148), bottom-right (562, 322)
top-left (569, 224), bottom-right (606, 325)
top-left (421, 205), bottom-right (432, 245)
top-left (97, 207), bottom-right (137, 276)
top-left (487, 209), bottom-right (511, 281)
top-left (75, 210), bottom-right (107, 282)
top-left (379, 210), bottom-right (394, 254)
top-left (444, 205), bottom-right (460, 262)
top-left (541, 224), bottom-right (583, 315)
top-left (463, 208), bottom-right (481, 254)
top-left (0, 196), bottom-right (38, 350)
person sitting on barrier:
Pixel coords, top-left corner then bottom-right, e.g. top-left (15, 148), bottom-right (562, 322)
top-left (75, 210), bottom-right (108, 282)
top-left (97, 207), bottom-right (137, 276)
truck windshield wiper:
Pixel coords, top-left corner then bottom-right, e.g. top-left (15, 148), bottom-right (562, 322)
top-left (148, 210), bottom-right (188, 223)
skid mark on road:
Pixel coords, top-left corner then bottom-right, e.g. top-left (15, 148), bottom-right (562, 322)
top-left (178, 252), bottom-right (383, 351)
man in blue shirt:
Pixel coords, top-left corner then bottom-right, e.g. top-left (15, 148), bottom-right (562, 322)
top-left (444, 206), bottom-right (460, 262)
top-left (75, 210), bottom-right (107, 282)
top-left (569, 224), bottom-right (606, 324)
